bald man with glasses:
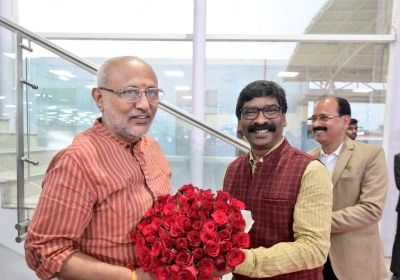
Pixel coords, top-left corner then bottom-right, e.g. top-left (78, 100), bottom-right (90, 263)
top-left (25, 56), bottom-right (172, 280)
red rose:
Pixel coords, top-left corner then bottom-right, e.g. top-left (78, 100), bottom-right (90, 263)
top-left (219, 241), bottom-right (233, 252)
top-left (192, 247), bottom-right (205, 261)
top-left (214, 200), bottom-right (229, 211)
top-left (234, 232), bottom-right (250, 248)
top-left (188, 205), bottom-right (199, 220)
top-left (204, 241), bottom-right (220, 257)
top-left (192, 220), bottom-right (203, 231)
top-left (198, 258), bottom-right (215, 275)
top-left (200, 189), bottom-right (214, 200)
top-left (177, 215), bottom-right (193, 231)
top-left (179, 183), bottom-right (195, 193)
top-left (155, 266), bottom-right (171, 280)
top-left (198, 210), bottom-right (208, 221)
top-left (179, 205), bottom-right (190, 216)
top-left (200, 198), bottom-right (214, 211)
top-left (218, 228), bottom-right (231, 241)
top-left (145, 232), bottom-right (157, 243)
top-left (169, 224), bottom-right (185, 238)
top-left (229, 198), bottom-right (246, 210)
top-left (161, 248), bottom-right (178, 263)
top-left (161, 236), bottom-right (175, 249)
top-left (142, 224), bottom-right (154, 236)
top-left (136, 247), bottom-right (153, 272)
top-left (151, 217), bottom-right (161, 230)
top-left (175, 237), bottom-right (189, 251)
top-left (177, 266), bottom-right (197, 280)
top-left (163, 216), bottom-right (176, 230)
top-left (223, 205), bottom-right (235, 216)
top-left (186, 191), bottom-right (198, 202)
top-left (226, 248), bottom-right (245, 267)
top-left (230, 212), bottom-right (246, 233)
top-left (157, 226), bottom-right (168, 239)
top-left (211, 209), bottom-right (229, 226)
top-left (170, 264), bottom-right (182, 279)
top-left (175, 251), bottom-right (193, 267)
top-left (150, 239), bottom-right (162, 257)
top-left (216, 190), bottom-right (230, 202)
top-left (214, 254), bottom-right (227, 271)
top-left (200, 230), bottom-right (219, 244)
top-left (202, 219), bottom-right (217, 232)
top-left (175, 191), bottom-right (189, 205)
top-left (157, 194), bottom-right (171, 204)
top-left (187, 230), bottom-right (201, 247)
top-left (163, 202), bottom-right (178, 215)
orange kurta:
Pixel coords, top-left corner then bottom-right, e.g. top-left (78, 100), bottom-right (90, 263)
top-left (25, 118), bottom-right (172, 279)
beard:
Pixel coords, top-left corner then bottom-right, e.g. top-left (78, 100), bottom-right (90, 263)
top-left (102, 103), bottom-right (152, 143)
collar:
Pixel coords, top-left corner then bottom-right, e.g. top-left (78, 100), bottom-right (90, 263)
top-left (249, 136), bottom-right (285, 165)
top-left (321, 141), bottom-right (343, 157)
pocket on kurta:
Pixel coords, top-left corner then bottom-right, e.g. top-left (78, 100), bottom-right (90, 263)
top-left (249, 198), bottom-right (295, 243)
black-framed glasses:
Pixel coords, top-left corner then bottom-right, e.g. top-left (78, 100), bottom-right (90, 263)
top-left (240, 105), bottom-right (282, 120)
top-left (98, 86), bottom-right (164, 102)
top-left (307, 115), bottom-right (341, 123)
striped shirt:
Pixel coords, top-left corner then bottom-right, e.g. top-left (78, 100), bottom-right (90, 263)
top-left (25, 119), bottom-right (172, 280)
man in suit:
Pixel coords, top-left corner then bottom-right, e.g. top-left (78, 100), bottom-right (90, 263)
top-left (391, 153), bottom-right (400, 280)
top-left (308, 96), bottom-right (388, 280)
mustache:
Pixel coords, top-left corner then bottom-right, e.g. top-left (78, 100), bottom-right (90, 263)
top-left (313, 126), bottom-right (327, 132)
top-left (248, 123), bottom-right (277, 133)
top-left (130, 109), bottom-right (152, 117)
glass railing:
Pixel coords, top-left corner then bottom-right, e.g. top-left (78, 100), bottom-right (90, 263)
top-left (0, 16), bottom-right (249, 217)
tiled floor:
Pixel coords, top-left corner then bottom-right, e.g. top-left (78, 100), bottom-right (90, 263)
top-left (0, 243), bottom-right (394, 279)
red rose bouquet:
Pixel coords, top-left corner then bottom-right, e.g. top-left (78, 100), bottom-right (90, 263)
top-left (130, 184), bottom-right (251, 280)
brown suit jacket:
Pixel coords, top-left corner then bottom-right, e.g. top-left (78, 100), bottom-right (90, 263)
top-left (308, 136), bottom-right (388, 280)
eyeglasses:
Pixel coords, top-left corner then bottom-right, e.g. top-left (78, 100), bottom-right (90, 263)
top-left (307, 115), bottom-right (341, 123)
top-left (98, 86), bottom-right (164, 102)
top-left (240, 105), bottom-right (282, 120)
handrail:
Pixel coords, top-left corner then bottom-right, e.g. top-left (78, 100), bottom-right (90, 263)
top-left (0, 16), bottom-right (98, 74)
top-left (0, 16), bottom-right (250, 152)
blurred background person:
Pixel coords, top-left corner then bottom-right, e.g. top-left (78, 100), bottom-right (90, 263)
top-left (346, 118), bottom-right (358, 140)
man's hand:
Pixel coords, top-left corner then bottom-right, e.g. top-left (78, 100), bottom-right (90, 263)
top-left (136, 267), bottom-right (158, 280)
top-left (212, 267), bottom-right (234, 278)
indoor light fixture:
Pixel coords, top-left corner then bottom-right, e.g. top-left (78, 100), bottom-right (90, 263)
top-left (58, 76), bottom-right (70, 81)
top-left (164, 71), bottom-right (184, 77)
top-left (174, 86), bottom-right (191, 91)
top-left (181, 96), bottom-right (192, 99)
top-left (352, 88), bottom-right (373, 93)
top-left (49, 70), bottom-right (76, 78)
top-left (277, 72), bottom-right (299, 77)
